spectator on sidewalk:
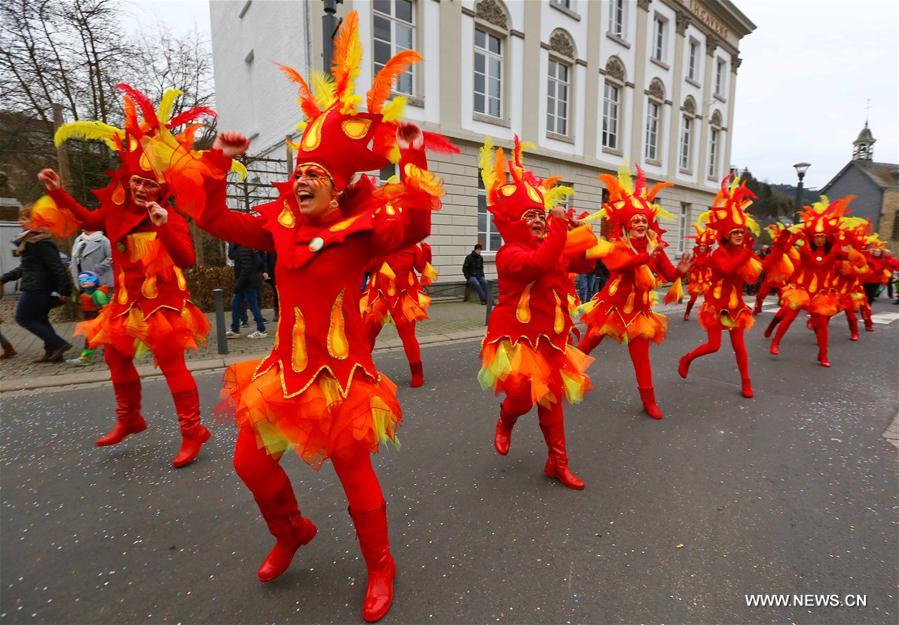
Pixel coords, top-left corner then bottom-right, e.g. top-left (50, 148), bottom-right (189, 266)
top-left (69, 229), bottom-right (113, 289)
top-left (0, 206), bottom-right (72, 362)
top-left (463, 243), bottom-right (489, 304)
top-left (576, 271), bottom-right (595, 303)
top-left (0, 323), bottom-right (15, 359)
top-left (264, 251), bottom-right (278, 321)
top-left (226, 244), bottom-right (267, 339)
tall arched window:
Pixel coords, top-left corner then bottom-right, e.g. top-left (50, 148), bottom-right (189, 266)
top-left (373, 0), bottom-right (417, 96)
top-left (644, 78), bottom-right (665, 162)
top-left (708, 109), bottom-right (723, 179)
top-left (679, 95), bottom-right (697, 172)
top-left (546, 29), bottom-right (576, 138)
top-left (473, 0), bottom-right (511, 121)
top-left (601, 56), bottom-right (626, 151)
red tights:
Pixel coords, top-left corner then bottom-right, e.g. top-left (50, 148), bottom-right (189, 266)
top-left (578, 333), bottom-right (655, 389)
top-left (772, 309), bottom-right (830, 362)
top-left (682, 326), bottom-right (750, 380)
top-left (367, 310), bottom-right (421, 366)
top-left (233, 428), bottom-right (385, 514)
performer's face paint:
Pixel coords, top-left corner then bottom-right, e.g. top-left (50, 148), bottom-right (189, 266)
top-left (522, 208), bottom-right (547, 240)
top-left (129, 176), bottom-right (161, 207)
top-left (293, 165), bottom-right (339, 222)
top-left (813, 233), bottom-right (827, 248)
top-left (628, 214), bottom-right (649, 240)
top-left (728, 229), bottom-right (745, 246)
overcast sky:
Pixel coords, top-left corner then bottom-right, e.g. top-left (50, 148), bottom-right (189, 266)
top-left (129, 0), bottom-right (898, 189)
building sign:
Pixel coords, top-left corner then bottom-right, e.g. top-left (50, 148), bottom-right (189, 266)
top-left (687, 0), bottom-right (729, 40)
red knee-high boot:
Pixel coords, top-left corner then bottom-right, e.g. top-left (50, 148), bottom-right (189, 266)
top-left (811, 315), bottom-right (831, 367)
top-left (770, 308), bottom-right (798, 354)
top-left (845, 309), bottom-right (859, 341)
top-left (96, 380), bottom-right (147, 446)
top-left (730, 328), bottom-right (753, 398)
top-left (629, 338), bottom-right (662, 419)
top-left (170, 390), bottom-right (211, 468)
top-left (764, 307), bottom-right (785, 339)
top-left (538, 403), bottom-right (584, 490)
top-left (493, 404), bottom-right (519, 456)
top-left (349, 502), bottom-right (395, 622)
top-left (234, 430), bottom-right (317, 583)
top-left (396, 320), bottom-right (423, 387)
top-left (684, 296), bottom-right (697, 321)
top-left (861, 305), bottom-right (874, 332)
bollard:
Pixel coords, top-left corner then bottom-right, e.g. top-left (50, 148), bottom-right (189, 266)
top-left (213, 288), bottom-right (228, 355)
top-left (485, 280), bottom-right (493, 325)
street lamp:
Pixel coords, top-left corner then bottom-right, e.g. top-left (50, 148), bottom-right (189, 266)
top-left (322, 0), bottom-right (344, 71)
top-left (793, 162), bottom-right (810, 217)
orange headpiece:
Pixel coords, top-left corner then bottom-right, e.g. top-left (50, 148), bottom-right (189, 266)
top-left (54, 84), bottom-right (216, 207)
top-left (279, 11), bottom-right (421, 190)
top-left (691, 224), bottom-right (718, 248)
top-left (596, 162), bottom-right (672, 239)
top-left (478, 136), bottom-right (573, 241)
top-left (798, 195), bottom-right (854, 239)
top-left (699, 174), bottom-right (759, 241)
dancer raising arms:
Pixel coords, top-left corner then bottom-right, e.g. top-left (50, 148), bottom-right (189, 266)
top-left (155, 13), bottom-right (447, 621)
top-left (677, 176), bottom-right (762, 398)
top-left (477, 137), bottom-right (594, 490)
top-left (35, 86), bottom-right (214, 467)
top-left (576, 165), bottom-right (691, 419)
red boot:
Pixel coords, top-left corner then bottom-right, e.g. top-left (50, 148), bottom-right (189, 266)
top-left (683, 299), bottom-right (694, 321)
top-left (493, 406), bottom-right (517, 456)
top-left (677, 354), bottom-right (691, 379)
top-left (256, 484), bottom-right (318, 582)
top-left (769, 340), bottom-right (780, 356)
top-left (409, 361), bottom-right (423, 388)
top-left (96, 381), bottom-right (147, 446)
top-left (637, 387), bottom-right (663, 419)
top-left (171, 390), bottom-right (210, 468)
top-left (349, 502), bottom-right (396, 623)
top-left (741, 378), bottom-right (754, 398)
top-left (539, 423), bottom-right (585, 490)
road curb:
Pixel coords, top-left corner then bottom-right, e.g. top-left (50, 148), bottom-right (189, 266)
top-left (0, 330), bottom-right (486, 393)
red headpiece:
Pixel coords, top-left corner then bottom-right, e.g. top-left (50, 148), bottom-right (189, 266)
top-left (798, 195), bottom-right (854, 239)
top-left (278, 11), bottom-right (422, 190)
top-left (596, 162), bottom-right (672, 239)
top-left (698, 174), bottom-right (759, 241)
top-left (478, 136), bottom-right (573, 241)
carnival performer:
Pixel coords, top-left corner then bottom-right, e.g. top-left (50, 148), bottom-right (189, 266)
top-left (576, 165), bottom-right (691, 419)
top-left (361, 241), bottom-right (437, 387)
top-left (828, 218), bottom-right (873, 341)
top-left (765, 196), bottom-right (856, 367)
top-left (682, 225), bottom-right (715, 321)
top-left (677, 176), bottom-right (761, 398)
top-left (35, 85), bottom-right (214, 467)
top-left (154, 13), bottom-right (448, 621)
top-left (477, 137), bottom-right (593, 490)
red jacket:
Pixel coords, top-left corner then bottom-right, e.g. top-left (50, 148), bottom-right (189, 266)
top-left (47, 188), bottom-right (195, 318)
top-left (195, 148), bottom-right (430, 396)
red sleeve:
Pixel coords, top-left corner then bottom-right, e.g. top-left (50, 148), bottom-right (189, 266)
top-left (369, 146), bottom-right (432, 255)
top-left (412, 245), bottom-right (428, 272)
top-left (191, 151), bottom-right (275, 252)
top-left (567, 253), bottom-right (597, 275)
top-left (156, 209), bottom-right (196, 268)
top-left (603, 245), bottom-right (651, 273)
top-left (652, 248), bottom-right (680, 282)
top-left (496, 218), bottom-right (567, 282)
top-left (710, 246), bottom-right (751, 276)
top-left (47, 188), bottom-right (105, 231)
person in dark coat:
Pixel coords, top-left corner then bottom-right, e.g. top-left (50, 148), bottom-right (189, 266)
top-left (462, 243), bottom-right (489, 304)
top-left (226, 244), bottom-right (267, 338)
top-left (0, 206), bottom-right (72, 362)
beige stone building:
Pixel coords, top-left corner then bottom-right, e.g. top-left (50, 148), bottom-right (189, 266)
top-left (210, 0), bottom-right (755, 285)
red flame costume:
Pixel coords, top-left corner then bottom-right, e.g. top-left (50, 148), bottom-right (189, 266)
top-left (35, 85), bottom-right (214, 467)
top-left (682, 225), bottom-right (716, 321)
top-left (575, 164), bottom-right (685, 419)
top-left (153, 13), bottom-right (447, 622)
top-left (477, 137), bottom-right (593, 490)
top-left (763, 196), bottom-right (856, 367)
top-left (361, 242), bottom-right (437, 387)
top-left (677, 176), bottom-right (762, 398)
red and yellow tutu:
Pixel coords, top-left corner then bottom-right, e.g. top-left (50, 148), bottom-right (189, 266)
top-left (478, 337), bottom-right (593, 407)
top-left (780, 285), bottom-right (838, 316)
top-left (580, 299), bottom-right (668, 344)
top-left (362, 289), bottom-right (431, 326)
top-left (219, 361), bottom-right (402, 470)
top-left (76, 301), bottom-right (209, 359)
top-left (698, 302), bottom-right (755, 331)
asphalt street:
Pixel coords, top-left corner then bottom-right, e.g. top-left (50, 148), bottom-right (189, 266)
top-left (1, 302), bottom-right (897, 625)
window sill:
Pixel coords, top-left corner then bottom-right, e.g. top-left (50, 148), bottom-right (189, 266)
top-left (546, 131), bottom-right (575, 145)
top-left (679, 168), bottom-right (693, 175)
top-left (685, 77), bottom-right (701, 88)
top-left (606, 33), bottom-right (631, 49)
top-left (650, 57), bottom-right (670, 71)
top-left (645, 158), bottom-right (662, 167)
top-left (714, 93), bottom-right (727, 103)
top-left (550, 1), bottom-right (581, 21)
top-left (602, 146), bottom-right (623, 157)
top-left (473, 112), bottom-right (511, 128)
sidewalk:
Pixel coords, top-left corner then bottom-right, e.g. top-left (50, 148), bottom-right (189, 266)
top-left (0, 300), bottom-right (492, 392)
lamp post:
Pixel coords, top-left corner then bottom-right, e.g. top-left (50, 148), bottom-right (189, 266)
top-left (322, 0), bottom-right (343, 71)
top-left (793, 162), bottom-right (810, 218)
